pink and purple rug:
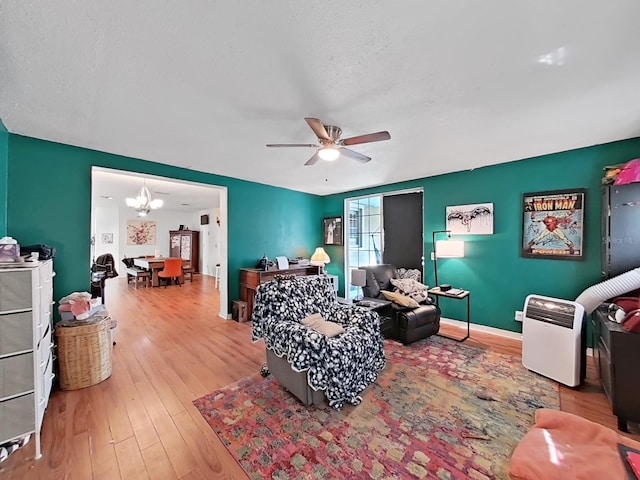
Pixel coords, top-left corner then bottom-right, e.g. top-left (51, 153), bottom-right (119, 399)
top-left (194, 336), bottom-right (559, 479)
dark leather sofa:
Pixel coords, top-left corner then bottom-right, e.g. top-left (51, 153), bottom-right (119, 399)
top-left (361, 264), bottom-right (440, 344)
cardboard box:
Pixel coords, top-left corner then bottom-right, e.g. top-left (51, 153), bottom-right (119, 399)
top-left (0, 243), bottom-right (19, 261)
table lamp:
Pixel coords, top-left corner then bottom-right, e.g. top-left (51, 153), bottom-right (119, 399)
top-left (310, 247), bottom-right (330, 273)
top-left (351, 268), bottom-right (367, 301)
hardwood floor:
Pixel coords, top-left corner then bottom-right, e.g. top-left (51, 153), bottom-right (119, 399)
top-left (1, 276), bottom-right (637, 479)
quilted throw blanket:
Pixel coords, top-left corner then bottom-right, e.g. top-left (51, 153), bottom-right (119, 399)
top-left (251, 275), bottom-right (385, 408)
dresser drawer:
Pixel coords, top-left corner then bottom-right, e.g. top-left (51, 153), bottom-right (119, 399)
top-left (0, 353), bottom-right (35, 400)
top-left (597, 339), bottom-right (613, 405)
top-left (0, 311), bottom-right (33, 356)
top-left (0, 393), bottom-right (35, 443)
top-left (0, 270), bottom-right (33, 311)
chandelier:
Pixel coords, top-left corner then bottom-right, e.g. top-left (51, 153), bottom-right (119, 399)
top-left (125, 181), bottom-right (163, 217)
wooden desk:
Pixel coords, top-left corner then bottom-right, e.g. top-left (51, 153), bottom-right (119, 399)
top-left (133, 257), bottom-right (186, 287)
top-left (239, 265), bottom-right (321, 320)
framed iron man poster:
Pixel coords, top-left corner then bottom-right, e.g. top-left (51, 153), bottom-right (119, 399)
top-left (521, 188), bottom-right (586, 260)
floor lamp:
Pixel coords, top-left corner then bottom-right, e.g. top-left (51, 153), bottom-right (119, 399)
top-left (432, 230), bottom-right (465, 289)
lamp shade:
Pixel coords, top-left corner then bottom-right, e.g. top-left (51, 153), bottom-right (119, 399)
top-left (310, 247), bottom-right (330, 265)
top-left (351, 269), bottom-right (367, 287)
top-left (435, 239), bottom-right (464, 258)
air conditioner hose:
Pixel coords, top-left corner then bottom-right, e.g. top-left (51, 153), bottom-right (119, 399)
top-left (575, 267), bottom-right (640, 315)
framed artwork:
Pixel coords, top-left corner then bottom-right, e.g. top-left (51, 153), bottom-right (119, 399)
top-left (101, 233), bottom-right (113, 244)
top-left (521, 188), bottom-right (586, 260)
top-left (127, 220), bottom-right (157, 245)
top-left (446, 203), bottom-right (494, 234)
top-left (323, 216), bottom-right (343, 246)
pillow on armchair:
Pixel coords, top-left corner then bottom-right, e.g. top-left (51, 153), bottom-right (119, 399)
top-left (380, 290), bottom-right (420, 308)
top-left (390, 278), bottom-right (430, 303)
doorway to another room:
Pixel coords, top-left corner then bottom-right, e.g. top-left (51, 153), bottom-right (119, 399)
top-left (90, 167), bottom-right (229, 318)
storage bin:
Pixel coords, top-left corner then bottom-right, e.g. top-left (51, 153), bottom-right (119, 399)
top-left (232, 300), bottom-right (248, 322)
top-left (55, 314), bottom-right (112, 390)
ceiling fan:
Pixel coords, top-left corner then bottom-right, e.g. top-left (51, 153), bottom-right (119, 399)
top-left (266, 117), bottom-right (391, 166)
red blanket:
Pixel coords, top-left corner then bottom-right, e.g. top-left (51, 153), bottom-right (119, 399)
top-left (509, 409), bottom-right (640, 480)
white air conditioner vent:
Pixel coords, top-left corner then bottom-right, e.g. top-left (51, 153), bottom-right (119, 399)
top-left (522, 294), bottom-right (585, 387)
top-left (524, 296), bottom-right (578, 328)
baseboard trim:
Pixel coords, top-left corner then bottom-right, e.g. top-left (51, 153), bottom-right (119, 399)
top-left (440, 317), bottom-right (594, 357)
top-left (440, 317), bottom-right (523, 341)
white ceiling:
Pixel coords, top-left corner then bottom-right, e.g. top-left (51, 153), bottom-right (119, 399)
top-left (92, 167), bottom-right (221, 211)
top-left (2, 2), bottom-right (640, 196)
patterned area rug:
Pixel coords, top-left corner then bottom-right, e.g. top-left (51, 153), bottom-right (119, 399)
top-left (194, 336), bottom-right (559, 479)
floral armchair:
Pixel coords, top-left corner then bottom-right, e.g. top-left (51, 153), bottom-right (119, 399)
top-left (251, 274), bottom-right (385, 409)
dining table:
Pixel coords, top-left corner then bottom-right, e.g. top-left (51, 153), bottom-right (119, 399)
top-left (133, 257), bottom-right (186, 287)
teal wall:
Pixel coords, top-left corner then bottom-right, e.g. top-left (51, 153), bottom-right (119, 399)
top-left (6, 134), bottom-right (323, 307)
top-left (323, 137), bottom-right (640, 333)
top-left (6, 130), bottom-right (640, 333)
top-left (0, 119), bottom-right (7, 236)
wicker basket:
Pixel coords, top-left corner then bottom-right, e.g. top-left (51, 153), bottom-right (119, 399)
top-left (55, 315), bottom-right (112, 390)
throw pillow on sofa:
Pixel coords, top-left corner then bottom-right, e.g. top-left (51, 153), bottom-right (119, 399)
top-left (381, 290), bottom-right (420, 308)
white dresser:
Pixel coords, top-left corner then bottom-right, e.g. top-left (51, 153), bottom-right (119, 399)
top-left (0, 260), bottom-right (54, 459)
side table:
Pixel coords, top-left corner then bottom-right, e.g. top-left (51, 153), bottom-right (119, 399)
top-left (428, 287), bottom-right (470, 342)
top-left (356, 298), bottom-right (393, 338)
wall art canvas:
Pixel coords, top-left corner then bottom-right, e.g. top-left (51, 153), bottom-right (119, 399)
top-left (521, 189), bottom-right (585, 260)
top-left (446, 203), bottom-right (494, 235)
top-left (101, 233), bottom-right (113, 244)
top-left (127, 220), bottom-right (157, 245)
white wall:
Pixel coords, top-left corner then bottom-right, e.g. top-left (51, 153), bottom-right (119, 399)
top-left (93, 205), bottom-right (120, 262)
top-left (119, 208), bottom-right (200, 262)
top-left (198, 208), bottom-right (219, 276)
top-left (91, 206), bottom-right (200, 277)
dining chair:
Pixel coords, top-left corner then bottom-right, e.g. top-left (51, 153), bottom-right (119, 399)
top-left (182, 261), bottom-right (195, 282)
top-left (157, 258), bottom-right (183, 288)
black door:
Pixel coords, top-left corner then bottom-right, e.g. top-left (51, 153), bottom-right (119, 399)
top-left (382, 192), bottom-right (423, 272)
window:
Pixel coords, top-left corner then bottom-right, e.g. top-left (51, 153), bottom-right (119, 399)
top-left (345, 195), bottom-right (383, 299)
top-left (349, 207), bottom-right (363, 248)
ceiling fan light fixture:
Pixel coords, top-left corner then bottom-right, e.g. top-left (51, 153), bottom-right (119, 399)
top-left (318, 146), bottom-right (340, 161)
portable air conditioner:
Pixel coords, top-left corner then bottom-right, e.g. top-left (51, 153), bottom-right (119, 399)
top-left (522, 294), bottom-right (585, 387)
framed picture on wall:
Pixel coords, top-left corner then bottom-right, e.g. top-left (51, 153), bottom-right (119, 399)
top-left (323, 216), bottom-right (343, 246)
top-left (521, 188), bottom-right (586, 260)
top-left (446, 203), bottom-right (494, 234)
top-left (127, 220), bottom-right (157, 246)
top-left (101, 233), bottom-right (113, 244)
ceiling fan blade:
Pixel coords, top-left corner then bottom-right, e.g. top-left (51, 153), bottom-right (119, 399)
top-left (304, 152), bottom-right (322, 166)
top-left (340, 148), bottom-right (371, 163)
top-left (304, 118), bottom-right (331, 141)
top-left (341, 131), bottom-right (391, 146)
top-left (266, 143), bottom-right (318, 148)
